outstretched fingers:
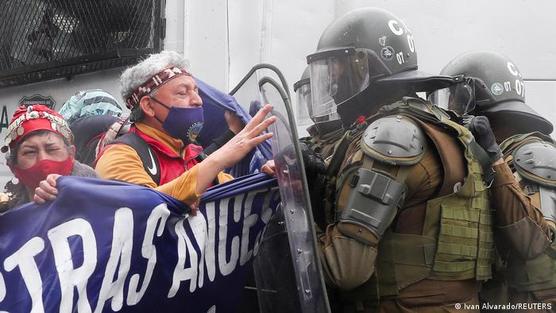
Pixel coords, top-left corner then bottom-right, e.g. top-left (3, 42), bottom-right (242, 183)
top-left (248, 132), bottom-right (274, 147)
top-left (247, 115), bottom-right (276, 139)
top-left (244, 104), bottom-right (273, 131)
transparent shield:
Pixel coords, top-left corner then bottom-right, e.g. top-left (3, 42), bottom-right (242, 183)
top-left (260, 76), bottom-right (330, 313)
top-left (252, 206), bottom-right (302, 313)
top-left (231, 64), bottom-right (330, 313)
top-left (231, 70), bottom-right (264, 117)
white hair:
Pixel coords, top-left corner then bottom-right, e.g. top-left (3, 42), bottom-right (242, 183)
top-left (120, 51), bottom-right (190, 100)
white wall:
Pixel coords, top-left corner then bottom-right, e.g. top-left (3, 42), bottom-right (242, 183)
top-left (182, 0), bottom-right (229, 89)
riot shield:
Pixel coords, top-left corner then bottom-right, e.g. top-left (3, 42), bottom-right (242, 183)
top-left (231, 64), bottom-right (330, 313)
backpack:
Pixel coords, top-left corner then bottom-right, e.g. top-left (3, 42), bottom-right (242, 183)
top-left (70, 114), bottom-right (163, 184)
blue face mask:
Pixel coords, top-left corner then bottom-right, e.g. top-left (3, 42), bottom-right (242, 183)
top-left (151, 97), bottom-right (204, 144)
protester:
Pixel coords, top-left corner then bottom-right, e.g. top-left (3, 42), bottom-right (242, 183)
top-left (94, 51), bottom-right (275, 206)
top-left (59, 89), bottom-right (124, 125)
top-left (0, 105), bottom-right (97, 210)
top-left (59, 89), bottom-right (127, 167)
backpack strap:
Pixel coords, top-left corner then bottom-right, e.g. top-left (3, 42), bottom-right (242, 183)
top-left (114, 133), bottom-right (161, 185)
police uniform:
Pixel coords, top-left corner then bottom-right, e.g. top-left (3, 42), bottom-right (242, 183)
top-left (317, 98), bottom-right (535, 313)
top-left (494, 132), bottom-right (556, 312)
top-left (435, 50), bottom-right (556, 313)
top-left (302, 8), bottom-right (539, 312)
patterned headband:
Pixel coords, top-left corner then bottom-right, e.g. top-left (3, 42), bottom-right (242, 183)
top-left (4, 105), bottom-right (73, 149)
top-left (125, 66), bottom-right (191, 109)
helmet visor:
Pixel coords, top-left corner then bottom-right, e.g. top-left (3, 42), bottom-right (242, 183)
top-left (308, 48), bottom-right (370, 121)
top-left (429, 79), bottom-right (476, 115)
top-left (295, 81), bottom-right (312, 123)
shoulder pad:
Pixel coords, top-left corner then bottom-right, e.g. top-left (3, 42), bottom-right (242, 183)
top-left (513, 141), bottom-right (556, 187)
top-left (361, 115), bottom-right (426, 165)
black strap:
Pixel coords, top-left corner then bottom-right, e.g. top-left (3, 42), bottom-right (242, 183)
top-left (114, 133), bottom-right (161, 185)
top-left (326, 137), bottom-right (349, 177)
top-left (203, 129), bottom-right (235, 156)
top-left (326, 130), bottom-right (358, 177)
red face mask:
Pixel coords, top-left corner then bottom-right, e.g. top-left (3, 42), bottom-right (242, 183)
top-left (12, 157), bottom-right (74, 189)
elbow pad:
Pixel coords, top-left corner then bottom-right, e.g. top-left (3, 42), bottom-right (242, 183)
top-left (339, 168), bottom-right (406, 238)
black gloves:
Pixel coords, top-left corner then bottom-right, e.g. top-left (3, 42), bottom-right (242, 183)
top-left (299, 142), bottom-right (327, 178)
top-left (466, 116), bottom-right (503, 164)
top-left (298, 142), bottom-right (329, 229)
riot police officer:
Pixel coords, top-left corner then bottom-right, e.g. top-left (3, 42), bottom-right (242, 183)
top-left (306, 8), bottom-right (529, 312)
top-left (295, 67), bottom-right (344, 160)
top-left (437, 51), bottom-right (556, 311)
top-left (294, 67), bottom-right (335, 231)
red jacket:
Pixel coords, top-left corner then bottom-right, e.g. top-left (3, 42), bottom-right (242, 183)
top-left (131, 125), bottom-right (203, 185)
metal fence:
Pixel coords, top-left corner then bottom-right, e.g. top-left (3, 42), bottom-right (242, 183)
top-left (0, 0), bottom-right (164, 88)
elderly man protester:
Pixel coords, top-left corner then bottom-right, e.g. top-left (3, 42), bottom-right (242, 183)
top-left (93, 51), bottom-right (275, 207)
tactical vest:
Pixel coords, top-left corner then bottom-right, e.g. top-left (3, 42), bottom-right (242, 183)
top-left (335, 98), bottom-right (494, 299)
top-left (500, 133), bottom-right (556, 293)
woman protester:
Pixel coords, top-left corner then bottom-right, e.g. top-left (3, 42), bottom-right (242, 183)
top-left (0, 104), bottom-right (97, 211)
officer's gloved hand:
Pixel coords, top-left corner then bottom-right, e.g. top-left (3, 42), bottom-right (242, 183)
top-left (466, 116), bottom-right (503, 164)
top-left (298, 142), bottom-right (328, 230)
top-left (299, 142), bottom-right (326, 179)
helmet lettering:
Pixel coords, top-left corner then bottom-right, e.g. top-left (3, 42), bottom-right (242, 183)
top-left (515, 79), bottom-right (525, 97)
top-left (388, 20), bottom-right (404, 36)
top-left (507, 62), bottom-right (519, 77)
top-left (407, 34), bottom-right (415, 53)
top-left (503, 81), bottom-right (511, 92)
top-left (396, 51), bottom-right (405, 64)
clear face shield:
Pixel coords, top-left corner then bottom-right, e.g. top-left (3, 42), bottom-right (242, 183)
top-left (294, 79), bottom-right (313, 124)
top-left (307, 48), bottom-right (370, 122)
top-left (429, 77), bottom-right (477, 115)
